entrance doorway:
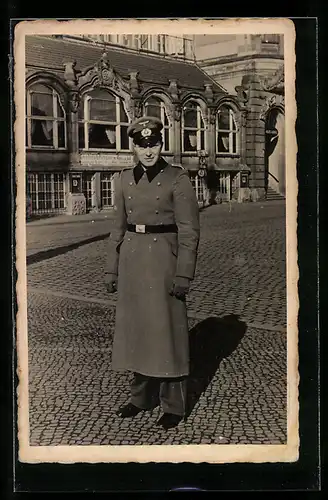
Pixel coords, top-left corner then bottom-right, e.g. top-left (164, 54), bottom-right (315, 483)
top-left (265, 108), bottom-right (285, 196)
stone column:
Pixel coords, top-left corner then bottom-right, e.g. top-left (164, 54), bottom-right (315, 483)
top-left (95, 172), bottom-right (101, 210)
top-left (245, 71), bottom-right (266, 201)
top-left (173, 104), bottom-right (182, 165)
top-left (66, 91), bottom-right (86, 215)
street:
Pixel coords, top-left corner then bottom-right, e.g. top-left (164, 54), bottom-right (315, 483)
top-left (26, 201), bottom-right (287, 446)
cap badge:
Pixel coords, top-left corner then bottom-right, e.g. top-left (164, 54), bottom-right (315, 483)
top-left (141, 127), bottom-right (152, 137)
top-left (138, 120), bottom-right (150, 127)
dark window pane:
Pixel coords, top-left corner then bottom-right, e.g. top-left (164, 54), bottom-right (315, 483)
top-left (200, 130), bottom-right (205, 150)
top-left (56, 96), bottom-right (65, 118)
top-left (78, 103), bottom-right (84, 121)
top-left (145, 103), bottom-right (161, 119)
top-left (78, 123), bottom-right (85, 149)
top-left (217, 132), bottom-right (229, 152)
top-left (89, 124), bottom-right (116, 149)
top-left (120, 125), bottom-right (130, 150)
top-left (232, 132), bottom-right (237, 153)
top-left (31, 92), bottom-right (53, 117)
top-left (31, 119), bottom-right (53, 146)
top-left (58, 121), bottom-right (65, 148)
top-left (89, 88), bottom-right (115, 100)
top-left (217, 106), bottom-right (230, 130)
top-left (90, 98), bottom-right (116, 121)
top-left (164, 128), bottom-right (170, 151)
top-left (120, 101), bottom-right (129, 122)
top-left (164, 109), bottom-right (169, 126)
top-left (184, 130), bottom-right (197, 151)
top-left (184, 108), bottom-right (197, 128)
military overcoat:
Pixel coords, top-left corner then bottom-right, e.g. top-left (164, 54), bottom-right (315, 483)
top-left (105, 158), bottom-right (200, 378)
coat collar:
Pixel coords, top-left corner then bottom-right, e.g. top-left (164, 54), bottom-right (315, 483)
top-left (133, 157), bottom-right (168, 184)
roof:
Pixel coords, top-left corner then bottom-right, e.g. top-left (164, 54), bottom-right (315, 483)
top-left (25, 35), bottom-right (226, 93)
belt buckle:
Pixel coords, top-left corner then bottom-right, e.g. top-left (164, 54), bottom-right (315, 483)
top-left (136, 224), bottom-right (146, 234)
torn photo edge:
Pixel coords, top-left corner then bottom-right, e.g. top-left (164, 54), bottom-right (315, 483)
top-left (14, 17), bottom-right (299, 465)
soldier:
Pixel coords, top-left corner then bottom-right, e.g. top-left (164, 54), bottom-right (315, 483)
top-left (105, 116), bottom-right (200, 430)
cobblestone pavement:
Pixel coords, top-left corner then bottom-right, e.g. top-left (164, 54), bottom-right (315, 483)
top-left (26, 201), bottom-right (288, 446)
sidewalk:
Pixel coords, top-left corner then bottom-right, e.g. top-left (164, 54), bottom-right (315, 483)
top-left (27, 200), bottom-right (285, 227)
top-left (27, 210), bottom-right (115, 227)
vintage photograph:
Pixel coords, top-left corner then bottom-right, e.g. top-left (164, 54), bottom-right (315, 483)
top-left (15, 19), bottom-right (298, 464)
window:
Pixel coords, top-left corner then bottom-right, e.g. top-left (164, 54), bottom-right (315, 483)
top-left (78, 89), bottom-right (130, 151)
top-left (216, 105), bottom-right (238, 154)
top-left (122, 34), bottom-right (133, 47)
top-left (26, 83), bottom-right (66, 149)
top-left (189, 172), bottom-right (205, 203)
top-left (182, 101), bottom-right (206, 152)
top-left (144, 96), bottom-right (171, 151)
top-left (134, 34), bottom-right (152, 51)
top-left (157, 35), bottom-right (166, 53)
top-left (261, 34), bottom-right (280, 44)
top-left (27, 173), bottom-right (66, 214)
top-left (82, 173), bottom-right (94, 210)
top-left (101, 173), bottom-right (115, 208)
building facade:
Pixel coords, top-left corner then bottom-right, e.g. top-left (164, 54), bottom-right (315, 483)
top-left (194, 34), bottom-right (286, 200)
top-left (25, 34), bottom-right (285, 217)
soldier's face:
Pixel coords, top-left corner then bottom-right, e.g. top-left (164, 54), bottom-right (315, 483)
top-left (134, 141), bottom-right (163, 167)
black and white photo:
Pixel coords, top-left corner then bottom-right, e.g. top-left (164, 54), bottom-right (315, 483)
top-left (15, 18), bottom-right (298, 464)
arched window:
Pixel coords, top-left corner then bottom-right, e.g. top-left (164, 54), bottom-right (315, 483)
top-left (144, 96), bottom-right (170, 151)
top-left (182, 100), bottom-right (206, 153)
top-left (216, 105), bottom-right (238, 154)
top-left (26, 83), bottom-right (66, 149)
top-left (78, 89), bottom-right (130, 151)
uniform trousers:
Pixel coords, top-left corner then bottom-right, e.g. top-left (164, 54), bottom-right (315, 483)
top-left (130, 372), bottom-right (187, 417)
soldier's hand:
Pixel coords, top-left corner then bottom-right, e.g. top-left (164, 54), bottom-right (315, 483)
top-left (169, 277), bottom-right (190, 300)
top-left (105, 279), bottom-right (118, 294)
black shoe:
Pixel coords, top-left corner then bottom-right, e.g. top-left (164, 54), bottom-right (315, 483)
top-left (156, 413), bottom-right (183, 430)
top-left (116, 403), bottom-right (144, 418)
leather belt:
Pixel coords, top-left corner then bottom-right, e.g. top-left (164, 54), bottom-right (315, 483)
top-left (127, 223), bottom-right (178, 234)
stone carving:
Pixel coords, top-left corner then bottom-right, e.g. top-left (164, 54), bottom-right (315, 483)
top-left (173, 103), bottom-right (182, 122)
top-left (96, 53), bottom-right (115, 86)
top-left (259, 94), bottom-right (284, 121)
top-left (209, 107), bottom-right (217, 125)
top-left (261, 65), bottom-right (284, 94)
top-left (67, 194), bottom-right (86, 215)
top-left (68, 91), bottom-right (80, 113)
top-left (133, 99), bottom-right (143, 119)
top-left (78, 52), bottom-right (130, 95)
top-left (63, 60), bottom-right (77, 88)
top-left (168, 79), bottom-right (180, 101)
top-left (204, 83), bottom-right (214, 104)
top-left (72, 197), bottom-right (85, 215)
top-left (72, 199), bottom-right (86, 215)
top-left (129, 71), bottom-right (140, 96)
top-left (235, 74), bottom-right (251, 103)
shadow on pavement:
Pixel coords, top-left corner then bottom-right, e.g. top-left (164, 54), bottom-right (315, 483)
top-left (27, 232), bottom-right (111, 266)
top-left (186, 314), bottom-right (247, 417)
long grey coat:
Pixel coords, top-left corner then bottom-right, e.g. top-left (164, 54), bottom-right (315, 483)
top-left (105, 159), bottom-right (200, 378)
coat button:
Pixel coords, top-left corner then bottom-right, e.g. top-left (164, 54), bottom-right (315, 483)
top-left (153, 238), bottom-right (157, 242)
top-left (129, 209), bottom-right (132, 213)
top-left (155, 210), bottom-right (159, 214)
top-left (157, 182), bottom-right (161, 186)
top-left (129, 182), bottom-right (133, 186)
top-left (128, 196), bottom-right (132, 200)
top-left (156, 196), bottom-right (160, 200)
top-left (127, 237), bottom-right (131, 241)
top-left (160, 169), bottom-right (164, 173)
